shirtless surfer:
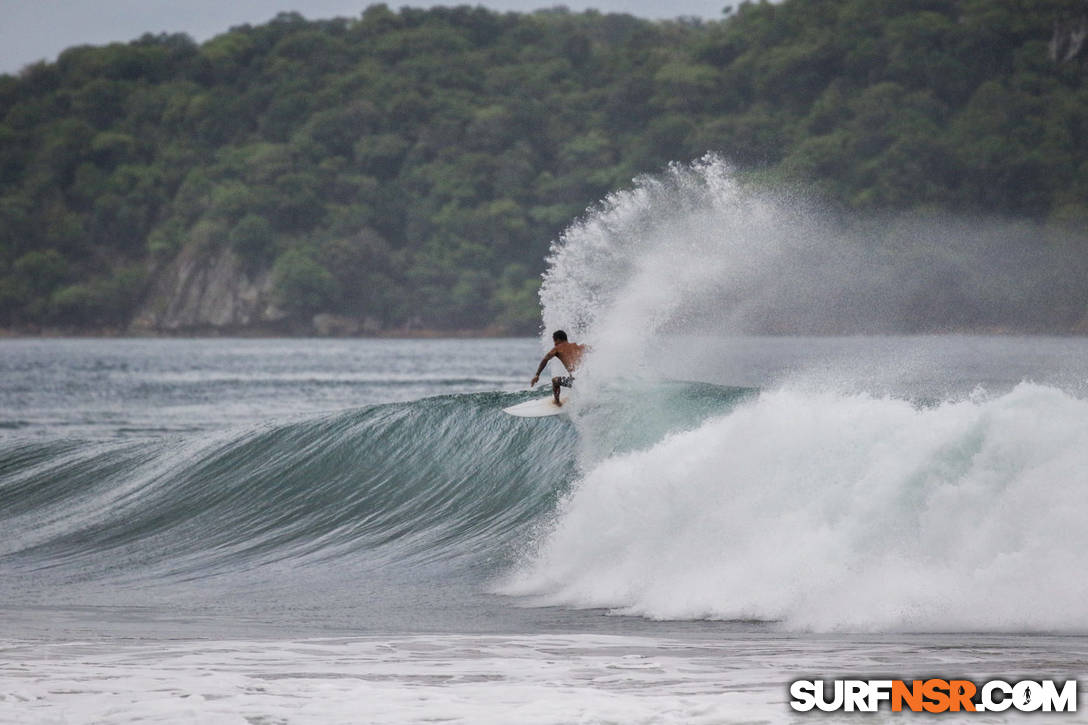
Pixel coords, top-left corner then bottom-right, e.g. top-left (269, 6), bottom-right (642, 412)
top-left (530, 330), bottom-right (587, 406)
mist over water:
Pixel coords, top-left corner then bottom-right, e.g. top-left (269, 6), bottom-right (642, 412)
top-left (541, 156), bottom-right (1085, 366)
top-left (505, 156), bottom-right (1088, 632)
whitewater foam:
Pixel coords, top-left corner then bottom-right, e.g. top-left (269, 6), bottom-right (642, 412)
top-left (518, 156), bottom-right (1088, 633)
top-left (13, 632), bottom-right (1066, 725)
top-left (501, 383), bottom-right (1088, 632)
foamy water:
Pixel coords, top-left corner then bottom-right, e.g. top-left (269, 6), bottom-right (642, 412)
top-left (5, 633), bottom-right (1085, 725)
top-left (502, 383), bottom-right (1088, 631)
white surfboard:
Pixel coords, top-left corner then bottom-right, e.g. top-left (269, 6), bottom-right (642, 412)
top-left (503, 391), bottom-right (571, 417)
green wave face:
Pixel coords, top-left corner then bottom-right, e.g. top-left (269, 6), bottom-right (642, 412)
top-left (0, 384), bottom-right (751, 595)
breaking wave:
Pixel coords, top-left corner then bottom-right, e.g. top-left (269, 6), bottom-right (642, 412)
top-left (502, 157), bottom-right (1088, 632)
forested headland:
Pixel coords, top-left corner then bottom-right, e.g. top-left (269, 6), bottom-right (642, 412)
top-left (1, 0), bottom-right (1087, 335)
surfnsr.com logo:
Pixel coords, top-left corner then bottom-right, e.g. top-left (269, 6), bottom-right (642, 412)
top-left (789, 679), bottom-right (1077, 713)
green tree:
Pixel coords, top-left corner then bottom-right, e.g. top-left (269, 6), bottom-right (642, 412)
top-left (229, 213), bottom-right (275, 264)
top-left (271, 247), bottom-right (340, 316)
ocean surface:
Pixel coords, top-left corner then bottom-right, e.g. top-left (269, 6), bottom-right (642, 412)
top-left (2, 335), bottom-right (1088, 724)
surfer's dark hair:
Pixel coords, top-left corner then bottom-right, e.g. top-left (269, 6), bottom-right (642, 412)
top-left (552, 330), bottom-right (568, 342)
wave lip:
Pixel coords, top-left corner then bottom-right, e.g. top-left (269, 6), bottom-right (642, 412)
top-left (500, 382), bottom-right (1088, 632)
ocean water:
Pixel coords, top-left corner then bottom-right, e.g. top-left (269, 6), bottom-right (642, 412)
top-left (2, 335), bottom-right (1088, 724)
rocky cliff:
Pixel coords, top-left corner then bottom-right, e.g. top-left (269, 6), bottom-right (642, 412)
top-left (1050, 9), bottom-right (1088, 63)
top-left (130, 244), bottom-right (285, 334)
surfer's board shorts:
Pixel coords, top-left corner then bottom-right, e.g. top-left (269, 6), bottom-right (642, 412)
top-left (555, 376), bottom-right (574, 388)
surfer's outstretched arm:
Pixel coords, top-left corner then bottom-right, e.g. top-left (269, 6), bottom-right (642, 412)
top-left (530, 348), bottom-right (557, 387)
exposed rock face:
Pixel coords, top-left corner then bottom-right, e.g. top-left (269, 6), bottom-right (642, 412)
top-left (1051, 12), bottom-right (1088, 63)
top-left (130, 244), bottom-right (285, 333)
top-left (312, 313), bottom-right (360, 336)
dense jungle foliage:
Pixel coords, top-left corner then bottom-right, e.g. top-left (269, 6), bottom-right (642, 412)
top-left (0, 0), bottom-right (1086, 332)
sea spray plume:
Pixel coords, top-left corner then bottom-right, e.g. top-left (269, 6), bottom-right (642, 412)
top-left (536, 155), bottom-right (1087, 407)
top-left (538, 155), bottom-right (826, 375)
top-left (539, 156), bottom-right (1088, 369)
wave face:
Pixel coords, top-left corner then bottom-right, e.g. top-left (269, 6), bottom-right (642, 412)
top-left (0, 385), bottom-right (749, 600)
top-left (0, 394), bottom-right (574, 589)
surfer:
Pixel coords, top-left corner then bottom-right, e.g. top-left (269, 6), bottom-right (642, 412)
top-left (530, 330), bottom-right (587, 406)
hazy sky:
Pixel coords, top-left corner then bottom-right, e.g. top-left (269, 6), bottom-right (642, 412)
top-left (0, 0), bottom-right (729, 76)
